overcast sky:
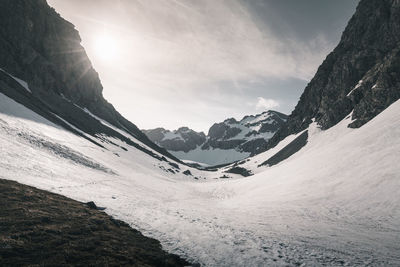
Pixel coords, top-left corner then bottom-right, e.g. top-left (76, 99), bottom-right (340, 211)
top-left (48, 0), bottom-right (358, 132)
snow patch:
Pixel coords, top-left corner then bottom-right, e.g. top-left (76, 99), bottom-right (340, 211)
top-left (162, 131), bottom-right (185, 141)
top-left (347, 79), bottom-right (363, 97)
top-left (0, 68), bottom-right (32, 93)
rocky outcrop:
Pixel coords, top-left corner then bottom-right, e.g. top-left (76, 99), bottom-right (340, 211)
top-left (0, 0), bottom-right (100, 107)
top-left (260, 131), bottom-right (309, 167)
top-left (263, 0), bottom-right (400, 152)
top-left (143, 127), bottom-right (206, 153)
top-left (203, 110), bottom-right (287, 154)
top-left (0, 0), bottom-right (180, 163)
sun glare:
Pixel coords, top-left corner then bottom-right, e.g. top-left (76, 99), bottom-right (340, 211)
top-left (93, 34), bottom-right (120, 62)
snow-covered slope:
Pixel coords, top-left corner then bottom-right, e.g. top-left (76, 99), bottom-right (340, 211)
top-left (1, 0), bottom-right (399, 265)
top-left (144, 111), bottom-right (287, 166)
top-left (1, 89), bottom-right (399, 265)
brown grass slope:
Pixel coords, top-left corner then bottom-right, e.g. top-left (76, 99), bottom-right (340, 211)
top-left (0, 179), bottom-right (189, 266)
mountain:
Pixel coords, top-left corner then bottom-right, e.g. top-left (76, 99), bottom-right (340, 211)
top-left (259, 0), bottom-right (400, 154)
top-left (1, 0), bottom-right (400, 265)
top-left (143, 110), bottom-right (287, 166)
top-left (143, 127), bottom-right (207, 153)
top-left (0, 0), bottom-right (180, 165)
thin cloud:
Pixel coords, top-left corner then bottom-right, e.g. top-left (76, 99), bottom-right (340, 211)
top-left (47, 0), bottom-right (354, 131)
top-left (52, 0), bottom-right (330, 88)
top-left (255, 97), bottom-right (280, 111)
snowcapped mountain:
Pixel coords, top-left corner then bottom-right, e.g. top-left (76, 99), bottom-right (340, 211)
top-left (144, 110), bottom-right (287, 166)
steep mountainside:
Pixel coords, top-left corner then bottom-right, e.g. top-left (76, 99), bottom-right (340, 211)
top-left (144, 110), bottom-right (287, 165)
top-left (0, 0), bottom-right (180, 164)
top-left (261, 0), bottom-right (400, 153)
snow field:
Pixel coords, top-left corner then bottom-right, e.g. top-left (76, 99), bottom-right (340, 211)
top-left (1, 92), bottom-right (399, 266)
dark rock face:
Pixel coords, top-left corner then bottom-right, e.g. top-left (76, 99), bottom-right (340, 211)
top-left (260, 131), bottom-right (308, 167)
top-left (225, 167), bottom-right (252, 177)
top-left (208, 123), bottom-right (240, 141)
top-left (0, 179), bottom-right (189, 266)
top-left (143, 127), bottom-right (206, 153)
top-left (144, 110), bottom-right (288, 164)
top-left (0, 0), bottom-right (180, 163)
top-left (264, 0), bottom-right (400, 151)
top-left (183, 170), bottom-right (192, 176)
top-left (203, 110), bottom-right (287, 154)
top-left (0, 0), bottom-right (100, 105)
top-left (239, 138), bottom-right (268, 153)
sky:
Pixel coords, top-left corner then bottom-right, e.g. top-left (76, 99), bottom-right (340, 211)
top-left (47, 0), bottom-right (358, 133)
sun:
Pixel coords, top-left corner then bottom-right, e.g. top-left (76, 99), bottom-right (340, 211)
top-left (93, 34), bottom-right (120, 62)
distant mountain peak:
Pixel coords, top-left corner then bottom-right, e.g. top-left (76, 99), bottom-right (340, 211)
top-left (144, 110), bottom-right (288, 165)
top-left (224, 118), bottom-right (238, 124)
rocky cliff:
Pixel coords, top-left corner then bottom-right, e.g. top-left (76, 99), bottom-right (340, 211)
top-left (143, 127), bottom-right (207, 153)
top-left (0, 0), bottom-right (180, 163)
top-left (263, 0), bottom-right (400, 152)
top-left (204, 110), bottom-right (287, 154)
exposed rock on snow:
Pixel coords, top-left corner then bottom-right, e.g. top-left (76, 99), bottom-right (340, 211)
top-left (259, 130), bottom-right (308, 167)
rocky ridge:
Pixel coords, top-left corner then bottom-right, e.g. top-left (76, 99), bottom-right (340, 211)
top-left (0, 0), bottom-right (180, 164)
top-left (144, 127), bottom-right (206, 153)
top-left (262, 0), bottom-right (400, 152)
top-left (144, 110), bottom-right (287, 165)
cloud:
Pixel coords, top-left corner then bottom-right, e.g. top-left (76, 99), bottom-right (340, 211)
top-left (121, 0), bottom-right (329, 85)
top-left (255, 97), bottom-right (280, 111)
top-left (47, 0), bottom-right (351, 131)
top-left (50, 0), bottom-right (331, 90)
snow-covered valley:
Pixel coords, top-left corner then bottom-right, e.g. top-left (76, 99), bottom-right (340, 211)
top-left (2, 0), bottom-right (400, 265)
top-left (1, 90), bottom-right (399, 266)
